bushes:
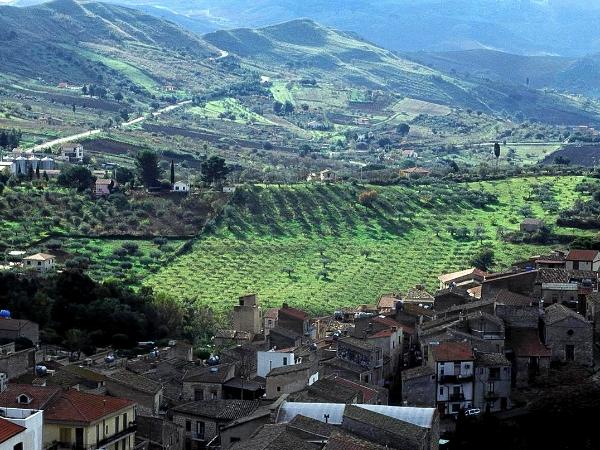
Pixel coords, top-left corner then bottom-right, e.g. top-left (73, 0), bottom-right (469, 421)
top-left (358, 190), bottom-right (378, 206)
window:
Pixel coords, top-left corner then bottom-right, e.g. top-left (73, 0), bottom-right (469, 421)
top-left (439, 387), bottom-right (444, 395)
top-left (451, 403), bottom-right (460, 413)
top-left (567, 329), bottom-right (574, 336)
top-left (16, 394), bottom-right (30, 405)
top-left (196, 421), bottom-right (205, 440)
top-left (13, 444), bottom-right (23, 450)
top-left (283, 357), bottom-right (288, 366)
top-left (185, 420), bottom-right (191, 432)
top-left (231, 437), bottom-right (241, 443)
top-left (194, 389), bottom-right (204, 401)
top-left (277, 386), bottom-right (281, 392)
top-left (123, 413), bottom-right (128, 430)
top-left (487, 382), bottom-right (495, 393)
top-left (96, 424), bottom-right (100, 443)
top-left (566, 344), bottom-right (575, 361)
top-left (115, 416), bottom-right (120, 434)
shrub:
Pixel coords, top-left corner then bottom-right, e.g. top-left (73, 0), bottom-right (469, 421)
top-left (358, 190), bottom-right (378, 206)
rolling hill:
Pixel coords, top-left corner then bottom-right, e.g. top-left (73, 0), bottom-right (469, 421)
top-left (411, 49), bottom-right (600, 98)
top-left (203, 20), bottom-right (600, 125)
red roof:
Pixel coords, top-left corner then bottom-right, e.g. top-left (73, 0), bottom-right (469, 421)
top-left (279, 307), bottom-right (308, 321)
top-left (430, 342), bottom-right (474, 362)
top-left (332, 377), bottom-right (377, 403)
top-left (45, 389), bottom-right (135, 424)
top-left (510, 328), bottom-right (551, 357)
top-left (0, 418), bottom-right (25, 444)
top-left (566, 249), bottom-right (600, 262)
top-left (372, 316), bottom-right (401, 329)
top-left (0, 385), bottom-right (61, 409)
top-left (367, 329), bottom-right (394, 339)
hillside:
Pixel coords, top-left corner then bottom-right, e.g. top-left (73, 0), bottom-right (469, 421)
top-left (0, 0), bottom-right (220, 85)
top-left (145, 177), bottom-right (590, 314)
top-left (411, 50), bottom-right (600, 98)
top-left (19, 0), bottom-right (600, 56)
top-left (204, 20), bottom-right (600, 125)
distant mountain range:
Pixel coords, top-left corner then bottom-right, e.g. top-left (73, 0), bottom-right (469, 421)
top-left (8, 0), bottom-right (600, 56)
top-left (1, 0), bottom-right (600, 125)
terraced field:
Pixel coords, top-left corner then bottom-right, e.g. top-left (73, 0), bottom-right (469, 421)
top-left (145, 176), bottom-right (591, 314)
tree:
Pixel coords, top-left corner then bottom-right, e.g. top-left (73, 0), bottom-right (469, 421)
top-left (43, 171), bottom-right (49, 182)
top-left (115, 167), bottom-right (134, 186)
top-left (57, 166), bottom-right (95, 192)
top-left (35, 166), bottom-right (40, 179)
top-left (170, 160), bottom-right (175, 185)
top-left (114, 92), bottom-right (124, 102)
top-left (283, 266), bottom-right (294, 278)
top-left (135, 151), bottom-right (162, 188)
top-left (471, 249), bottom-right (495, 271)
top-left (283, 100), bottom-right (295, 115)
top-left (397, 123), bottom-right (410, 136)
top-left (273, 101), bottom-right (284, 115)
top-left (200, 156), bottom-right (230, 185)
top-left (119, 109), bottom-right (129, 122)
top-left (493, 142), bottom-right (501, 168)
top-left (81, 85), bottom-right (88, 95)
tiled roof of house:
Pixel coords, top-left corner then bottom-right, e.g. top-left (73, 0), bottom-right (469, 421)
top-left (338, 336), bottom-right (378, 352)
top-left (62, 365), bottom-right (107, 383)
top-left (300, 378), bottom-right (360, 403)
top-left (566, 249), bottom-right (600, 261)
top-left (434, 286), bottom-right (472, 300)
top-left (182, 363), bottom-right (234, 384)
top-left (288, 414), bottom-right (335, 438)
top-left (367, 329), bottom-right (394, 339)
top-left (495, 289), bottom-right (534, 306)
top-left (444, 298), bottom-right (495, 315)
top-left (0, 417), bottom-right (25, 444)
top-left (173, 399), bottom-right (260, 421)
top-left (536, 269), bottom-right (571, 284)
top-left (264, 308), bottom-right (279, 320)
top-left (475, 352), bottom-right (510, 367)
top-left (377, 295), bottom-right (401, 310)
top-left (325, 430), bottom-right (389, 450)
top-left (587, 292), bottom-right (600, 305)
top-left (230, 424), bottom-right (320, 450)
top-left (522, 218), bottom-right (543, 225)
top-left (405, 287), bottom-right (434, 302)
top-left (108, 369), bottom-right (162, 394)
top-left (438, 268), bottom-right (487, 283)
top-left (280, 307), bottom-right (309, 321)
top-left (45, 390), bottom-right (134, 424)
top-left (343, 405), bottom-right (428, 441)
top-left (334, 377), bottom-right (378, 403)
top-left (430, 341), bottom-right (474, 362)
top-left (509, 328), bottom-right (551, 357)
top-left (268, 361), bottom-right (314, 377)
top-left (401, 365), bottom-right (435, 381)
top-left (0, 385), bottom-right (61, 409)
top-left (544, 304), bottom-right (587, 325)
top-left (322, 357), bottom-right (368, 375)
top-left (372, 315), bottom-right (402, 329)
top-left (270, 326), bottom-right (304, 340)
top-left (22, 253), bottom-right (55, 261)
top-left (0, 318), bottom-right (37, 332)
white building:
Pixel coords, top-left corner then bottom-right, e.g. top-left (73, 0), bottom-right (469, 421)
top-left (257, 349), bottom-right (298, 378)
top-left (22, 253), bottom-right (56, 273)
top-left (172, 181), bottom-right (190, 193)
top-left (60, 143), bottom-right (84, 162)
top-left (0, 408), bottom-right (44, 450)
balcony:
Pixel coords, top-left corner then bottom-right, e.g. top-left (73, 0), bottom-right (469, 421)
top-left (97, 424), bottom-right (137, 448)
top-left (449, 393), bottom-right (465, 401)
top-left (440, 374), bottom-right (473, 383)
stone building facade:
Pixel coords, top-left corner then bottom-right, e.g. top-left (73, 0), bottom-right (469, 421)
top-left (542, 304), bottom-right (593, 366)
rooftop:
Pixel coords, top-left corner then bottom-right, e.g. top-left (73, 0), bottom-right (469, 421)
top-left (107, 369), bottom-right (162, 394)
top-left (509, 328), bottom-right (551, 358)
top-left (401, 365), bottom-right (435, 381)
top-left (0, 385), bottom-right (61, 410)
top-left (182, 363), bottom-right (234, 384)
top-left (495, 289), bottom-right (534, 306)
top-left (280, 306), bottom-right (309, 321)
top-left (268, 361), bottom-right (315, 377)
top-left (338, 336), bottom-right (377, 352)
top-left (475, 352), bottom-right (510, 367)
top-left (22, 253), bottom-right (55, 261)
top-left (45, 389), bottom-right (134, 424)
top-left (438, 268), bottom-right (487, 283)
top-left (325, 430), bottom-right (388, 450)
top-left (0, 417), bottom-right (25, 444)
top-left (405, 287), bottom-right (434, 302)
top-left (343, 405), bottom-right (428, 441)
top-left (544, 304), bottom-right (587, 325)
top-left (173, 399), bottom-right (260, 421)
top-left (430, 341), bottom-right (474, 362)
top-left (566, 249), bottom-right (600, 261)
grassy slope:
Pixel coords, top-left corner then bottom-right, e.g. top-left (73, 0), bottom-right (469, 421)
top-left (146, 176), bottom-right (590, 314)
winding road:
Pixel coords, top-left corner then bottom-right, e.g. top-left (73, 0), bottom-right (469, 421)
top-left (26, 99), bottom-right (192, 153)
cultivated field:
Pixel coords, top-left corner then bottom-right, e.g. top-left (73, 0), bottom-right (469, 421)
top-left (145, 176), bottom-right (589, 314)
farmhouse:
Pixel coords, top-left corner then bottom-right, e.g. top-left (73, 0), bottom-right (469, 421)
top-left (95, 178), bottom-right (115, 197)
top-left (400, 167), bottom-right (431, 178)
top-left (401, 149), bottom-right (418, 158)
top-left (59, 142), bottom-right (84, 162)
top-left (520, 218), bottom-right (544, 233)
top-left (22, 253), bottom-right (55, 273)
top-left (306, 169), bottom-right (337, 182)
top-left (172, 181), bottom-right (190, 193)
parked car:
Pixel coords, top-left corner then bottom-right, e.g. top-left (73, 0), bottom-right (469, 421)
top-left (464, 408), bottom-right (481, 417)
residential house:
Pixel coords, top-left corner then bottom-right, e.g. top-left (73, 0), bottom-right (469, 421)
top-left (136, 415), bottom-right (184, 450)
top-left (291, 375), bottom-right (385, 405)
top-left (95, 178), bottom-right (115, 197)
top-left (533, 268), bottom-right (594, 310)
top-left (401, 366), bottom-right (436, 408)
top-left (427, 341), bottom-right (475, 416)
top-left (433, 287), bottom-right (471, 312)
top-left (257, 349), bottom-right (297, 378)
top-left (0, 346), bottom-right (42, 380)
top-left (400, 167), bottom-right (431, 179)
top-left (494, 289), bottom-right (540, 328)
top-left (586, 291), bottom-right (600, 337)
top-left (263, 309), bottom-right (278, 335)
top-left (22, 253), bottom-right (55, 273)
top-left (480, 270), bottom-right (538, 299)
top-left (0, 408), bottom-right (44, 450)
top-left (377, 294), bottom-right (402, 314)
top-left (534, 251), bottom-right (566, 270)
top-left (404, 287), bottom-right (434, 308)
top-left (265, 361), bottom-right (318, 399)
top-left (473, 353), bottom-right (511, 412)
top-left (171, 181), bottom-right (190, 193)
top-left (401, 149), bottom-right (418, 159)
top-left (0, 319), bottom-right (39, 345)
top-left (213, 330), bottom-right (252, 348)
top-left (438, 268), bottom-right (487, 290)
top-left (307, 170), bottom-right (337, 182)
top-left (182, 363), bottom-right (236, 401)
top-left (278, 304), bottom-right (310, 337)
top-left (542, 304), bottom-right (593, 366)
top-left (172, 399), bottom-right (260, 449)
top-left (333, 337), bottom-right (384, 386)
top-left (59, 143), bottom-right (84, 162)
top-left (26, 388), bottom-right (136, 450)
top-left (106, 370), bottom-right (164, 416)
top-left (232, 294), bottom-right (262, 335)
top-left (520, 218), bottom-right (544, 233)
top-left (565, 249), bottom-right (600, 272)
top-left (218, 407), bottom-right (272, 450)
top-left (507, 328), bottom-right (551, 387)
top-left (268, 326), bottom-right (303, 350)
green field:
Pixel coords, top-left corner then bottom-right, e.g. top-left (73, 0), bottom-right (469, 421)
top-left (145, 176), bottom-right (590, 314)
top-left (189, 98), bottom-right (275, 125)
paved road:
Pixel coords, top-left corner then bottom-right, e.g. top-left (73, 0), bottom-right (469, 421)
top-left (27, 100), bottom-right (192, 153)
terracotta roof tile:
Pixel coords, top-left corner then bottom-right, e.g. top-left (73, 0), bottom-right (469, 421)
top-left (45, 389), bottom-right (135, 424)
top-left (280, 307), bottom-right (309, 321)
top-left (566, 250), bottom-right (600, 261)
top-left (495, 289), bottom-right (533, 306)
top-left (430, 341), bottom-right (474, 362)
top-left (0, 418), bottom-right (25, 444)
top-left (544, 304), bottom-right (587, 325)
top-left (509, 328), bottom-right (551, 357)
top-left (0, 385), bottom-right (61, 410)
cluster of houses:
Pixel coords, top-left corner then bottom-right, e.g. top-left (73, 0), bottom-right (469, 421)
top-left (1, 247), bottom-right (598, 450)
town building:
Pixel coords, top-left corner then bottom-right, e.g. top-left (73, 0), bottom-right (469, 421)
top-left (257, 349), bottom-right (297, 378)
top-left (542, 304), bottom-right (593, 366)
top-left (59, 143), bottom-right (84, 162)
top-left (507, 328), bottom-right (551, 387)
top-left (438, 268), bottom-right (487, 290)
top-left (172, 181), bottom-right (190, 193)
top-left (0, 318), bottom-right (39, 345)
top-left (473, 353), bottom-right (511, 412)
top-left (265, 361), bottom-right (318, 399)
top-left (0, 408), bottom-right (44, 450)
top-left (565, 249), bottom-right (600, 272)
top-left (232, 294), bottom-right (262, 336)
top-left (95, 178), bottom-right (116, 197)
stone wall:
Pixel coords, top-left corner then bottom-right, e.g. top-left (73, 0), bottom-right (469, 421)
top-left (544, 317), bottom-right (593, 366)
